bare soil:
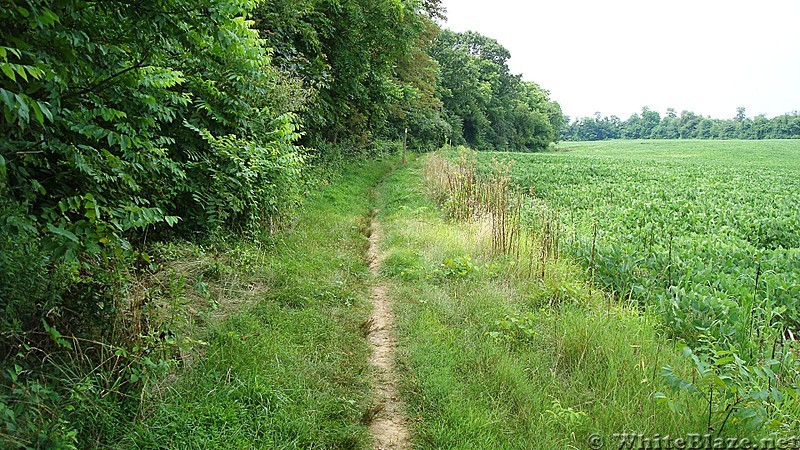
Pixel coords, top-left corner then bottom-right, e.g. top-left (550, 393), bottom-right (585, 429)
top-left (366, 211), bottom-right (410, 450)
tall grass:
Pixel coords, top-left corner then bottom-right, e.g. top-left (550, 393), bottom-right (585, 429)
top-left (424, 147), bottom-right (562, 280)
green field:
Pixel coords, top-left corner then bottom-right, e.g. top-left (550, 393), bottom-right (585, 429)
top-left (479, 140), bottom-right (800, 429)
top-left (556, 139), bottom-right (800, 170)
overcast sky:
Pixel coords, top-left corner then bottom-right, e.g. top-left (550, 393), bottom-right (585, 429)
top-left (439, 0), bottom-right (800, 120)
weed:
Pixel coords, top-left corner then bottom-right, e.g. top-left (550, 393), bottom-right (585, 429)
top-left (435, 255), bottom-right (479, 280)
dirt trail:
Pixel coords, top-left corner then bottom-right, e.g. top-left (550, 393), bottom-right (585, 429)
top-left (366, 210), bottom-right (410, 450)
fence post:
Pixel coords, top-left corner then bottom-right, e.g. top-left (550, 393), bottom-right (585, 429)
top-left (402, 128), bottom-right (408, 164)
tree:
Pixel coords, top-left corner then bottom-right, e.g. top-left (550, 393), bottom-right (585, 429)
top-left (696, 118), bottom-right (715, 139)
top-left (430, 30), bottom-right (561, 151)
top-left (736, 106), bottom-right (747, 122)
top-left (678, 111), bottom-right (702, 139)
top-left (622, 113), bottom-right (643, 139)
top-left (640, 107), bottom-right (662, 138)
top-left (563, 106), bottom-right (800, 142)
top-left (253, 0), bottom-right (446, 149)
top-left (653, 109), bottom-right (679, 139)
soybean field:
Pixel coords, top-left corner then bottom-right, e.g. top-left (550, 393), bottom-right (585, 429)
top-left (483, 140), bottom-right (800, 427)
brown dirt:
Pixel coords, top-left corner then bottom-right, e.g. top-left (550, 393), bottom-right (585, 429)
top-left (366, 211), bottom-right (411, 450)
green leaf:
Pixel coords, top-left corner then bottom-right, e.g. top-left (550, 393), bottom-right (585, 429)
top-left (0, 63), bottom-right (15, 81)
top-left (0, 88), bottom-right (14, 110)
top-left (30, 99), bottom-right (44, 124)
top-left (715, 356), bottom-right (734, 366)
top-left (771, 388), bottom-right (785, 403)
top-left (38, 101), bottom-right (53, 122)
top-left (14, 93), bottom-right (29, 123)
top-left (42, 319), bottom-right (70, 349)
top-left (25, 65), bottom-right (44, 80)
top-left (13, 64), bottom-right (28, 82)
top-left (46, 223), bottom-right (79, 243)
top-left (84, 200), bottom-right (99, 222)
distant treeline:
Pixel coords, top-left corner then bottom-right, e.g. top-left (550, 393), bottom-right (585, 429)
top-left (561, 107), bottom-right (800, 141)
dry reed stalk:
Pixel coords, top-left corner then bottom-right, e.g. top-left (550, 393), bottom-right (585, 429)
top-left (423, 148), bottom-right (564, 280)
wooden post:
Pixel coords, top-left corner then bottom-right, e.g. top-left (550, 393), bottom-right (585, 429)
top-left (402, 128), bottom-right (408, 164)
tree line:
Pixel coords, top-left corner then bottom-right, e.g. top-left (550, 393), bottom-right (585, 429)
top-left (0, 1), bottom-right (560, 446)
top-left (562, 107), bottom-right (800, 141)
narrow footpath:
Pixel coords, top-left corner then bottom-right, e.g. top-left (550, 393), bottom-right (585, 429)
top-left (366, 209), bottom-right (410, 450)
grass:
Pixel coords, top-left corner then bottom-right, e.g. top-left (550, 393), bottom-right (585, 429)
top-left (375, 155), bottom-right (717, 449)
top-left (116, 158), bottom-right (397, 449)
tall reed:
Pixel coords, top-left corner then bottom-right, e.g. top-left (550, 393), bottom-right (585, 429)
top-left (424, 147), bottom-right (562, 279)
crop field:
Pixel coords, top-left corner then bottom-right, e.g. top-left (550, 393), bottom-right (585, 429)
top-left (480, 140), bottom-right (800, 428)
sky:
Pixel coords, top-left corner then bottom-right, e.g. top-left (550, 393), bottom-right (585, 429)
top-left (439, 0), bottom-right (800, 120)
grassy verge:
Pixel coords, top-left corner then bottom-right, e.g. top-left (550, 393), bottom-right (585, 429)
top-left (376, 154), bottom-right (722, 449)
top-left (116, 158), bottom-right (397, 449)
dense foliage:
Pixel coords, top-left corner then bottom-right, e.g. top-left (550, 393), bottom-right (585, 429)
top-left (1, 0), bottom-right (309, 446)
top-left (252, 5), bottom-right (564, 152)
top-left (431, 30), bottom-right (563, 151)
top-left (563, 107), bottom-right (800, 141)
top-left (253, 0), bottom-right (449, 149)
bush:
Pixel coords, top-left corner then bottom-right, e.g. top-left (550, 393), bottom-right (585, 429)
top-left (0, 1), bottom-right (307, 446)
